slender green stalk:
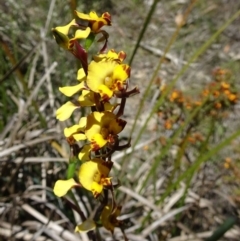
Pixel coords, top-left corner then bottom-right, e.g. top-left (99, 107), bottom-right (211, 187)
top-left (205, 217), bottom-right (237, 241)
top-left (128, 0), bottom-right (160, 66)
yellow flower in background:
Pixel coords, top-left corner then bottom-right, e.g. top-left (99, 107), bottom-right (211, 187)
top-left (75, 11), bottom-right (111, 33)
top-left (101, 205), bottom-right (122, 233)
top-left (85, 111), bottom-right (126, 151)
top-left (79, 158), bottom-right (113, 198)
top-left (77, 56), bottom-right (131, 100)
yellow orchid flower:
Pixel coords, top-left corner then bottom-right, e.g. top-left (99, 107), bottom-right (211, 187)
top-left (79, 158), bottom-right (113, 198)
top-left (52, 19), bottom-right (91, 50)
top-left (77, 49), bottom-right (127, 81)
top-left (52, 21), bottom-right (90, 75)
top-left (101, 205), bottom-right (122, 233)
top-left (77, 57), bottom-right (130, 100)
top-left (52, 19), bottom-right (77, 50)
top-left (85, 111), bottom-right (126, 151)
top-left (75, 11), bottom-right (111, 33)
top-left (53, 158), bottom-right (112, 198)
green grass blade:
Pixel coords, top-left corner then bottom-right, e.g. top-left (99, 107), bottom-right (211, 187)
top-left (205, 217), bottom-right (237, 241)
top-left (128, 0), bottom-right (160, 66)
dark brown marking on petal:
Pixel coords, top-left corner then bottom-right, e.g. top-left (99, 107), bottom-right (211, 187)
top-left (91, 139), bottom-right (100, 151)
top-left (102, 160), bottom-right (113, 170)
top-left (102, 12), bottom-right (112, 25)
top-left (118, 51), bottom-right (126, 62)
top-left (116, 118), bottom-right (127, 129)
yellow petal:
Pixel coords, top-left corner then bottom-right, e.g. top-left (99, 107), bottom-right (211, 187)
top-left (75, 219), bottom-right (96, 233)
top-left (72, 27), bottom-right (91, 40)
top-left (106, 49), bottom-right (118, 59)
top-left (85, 112), bottom-right (103, 140)
top-left (75, 11), bottom-right (95, 21)
top-left (91, 182), bottom-right (104, 197)
top-left (53, 178), bottom-right (77, 197)
top-left (55, 19), bottom-right (76, 35)
top-left (101, 111), bottom-right (117, 126)
top-left (78, 90), bottom-right (95, 106)
top-left (98, 84), bottom-right (113, 100)
top-left (77, 68), bottom-right (86, 81)
top-left (73, 133), bottom-right (87, 141)
top-left (112, 64), bottom-right (129, 83)
top-left (52, 29), bottom-right (69, 49)
top-left (117, 51), bottom-right (127, 62)
top-left (64, 118), bottom-right (85, 135)
top-left (89, 11), bottom-right (99, 20)
top-left (91, 133), bottom-right (108, 150)
top-left (78, 159), bottom-right (111, 196)
top-left (109, 118), bottom-right (126, 135)
top-left (79, 161), bottom-right (97, 191)
top-left (104, 102), bottom-right (116, 112)
top-left (92, 111), bottom-right (104, 122)
top-left (75, 11), bottom-right (111, 33)
top-left (78, 144), bottom-right (91, 161)
top-left (101, 205), bottom-right (122, 232)
top-left (93, 49), bottom-right (124, 62)
top-left (64, 124), bottom-right (81, 138)
top-left (56, 101), bottom-right (78, 121)
top-left (59, 82), bottom-right (85, 97)
top-left (79, 117), bottom-right (87, 127)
